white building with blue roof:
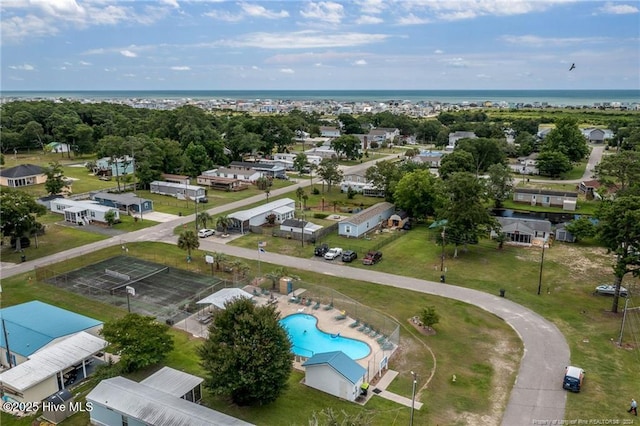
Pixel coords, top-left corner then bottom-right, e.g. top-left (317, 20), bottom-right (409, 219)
top-left (302, 351), bottom-right (367, 402)
top-left (0, 300), bottom-right (103, 368)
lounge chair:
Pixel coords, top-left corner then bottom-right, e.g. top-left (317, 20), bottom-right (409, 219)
top-left (306, 298), bottom-right (312, 307)
top-left (334, 311), bottom-right (347, 321)
top-left (349, 320), bottom-right (360, 328)
top-left (370, 329), bottom-right (379, 338)
top-left (382, 341), bottom-right (394, 351)
top-left (323, 303), bottom-right (333, 311)
top-left (313, 301), bottom-right (321, 310)
top-left (377, 336), bottom-right (387, 345)
top-left (253, 289), bottom-right (259, 296)
top-left (358, 323), bottom-right (367, 332)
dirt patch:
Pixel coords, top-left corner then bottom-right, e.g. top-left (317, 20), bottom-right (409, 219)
top-left (407, 317), bottom-right (437, 336)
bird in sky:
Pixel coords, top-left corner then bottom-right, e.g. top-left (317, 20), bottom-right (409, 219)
top-left (569, 63), bottom-right (576, 71)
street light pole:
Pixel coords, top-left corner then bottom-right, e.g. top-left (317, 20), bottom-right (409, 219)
top-left (410, 371), bottom-right (417, 426)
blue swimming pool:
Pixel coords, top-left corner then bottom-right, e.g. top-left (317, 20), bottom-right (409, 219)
top-left (279, 313), bottom-right (371, 359)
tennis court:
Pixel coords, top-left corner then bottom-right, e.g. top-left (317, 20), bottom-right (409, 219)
top-left (44, 256), bottom-right (229, 324)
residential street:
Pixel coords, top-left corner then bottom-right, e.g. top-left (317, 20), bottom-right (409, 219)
top-left (0, 156), bottom-right (571, 425)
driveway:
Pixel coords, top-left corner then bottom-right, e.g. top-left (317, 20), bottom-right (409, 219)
top-left (528, 144), bottom-right (606, 184)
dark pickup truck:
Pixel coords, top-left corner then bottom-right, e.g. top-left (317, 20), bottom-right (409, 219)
top-left (314, 243), bottom-right (329, 257)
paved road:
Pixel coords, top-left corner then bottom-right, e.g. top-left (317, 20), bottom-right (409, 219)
top-left (528, 144), bottom-right (605, 184)
top-left (0, 156), bottom-right (571, 425)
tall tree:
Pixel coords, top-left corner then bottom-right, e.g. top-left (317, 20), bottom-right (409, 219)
top-left (595, 151), bottom-right (640, 195)
top-left (198, 212), bottom-right (212, 230)
top-left (439, 172), bottom-right (497, 256)
top-left (393, 169), bottom-right (442, 219)
top-left (44, 161), bottom-right (66, 195)
top-left (182, 142), bottom-right (213, 177)
top-left (486, 163), bottom-right (514, 208)
top-left (542, 118), bottom-right (589, 162)
top-left (293, 152), bottom-right (309, 175)
top-left (177, 230), bottom-right (199, 258)
top-left (438, 150), bottom-right (475, 180)
top-left (365, 160), bottom-right (401, 202)
top-left (198, 298), bottom-right (292, 406)
top-left (100, 313), bottom-right (174, 373)
top-left (0, 189), bottom-right (46, 251)
top-left (316, 158), bottom-right (343, 193)
top-left (536, 150), bottom-right (572, 177)
top-left (596, 196), bottom-right (640, 313)
top-left (330, 135), bottom-right (361, 160)
top-left (216, 215), bottom-right (233, 234)
top-left (456, 138), bottom-right (506, 176)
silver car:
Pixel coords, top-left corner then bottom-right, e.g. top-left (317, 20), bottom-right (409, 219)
top-left (595, 284), bottom-right (628, 297)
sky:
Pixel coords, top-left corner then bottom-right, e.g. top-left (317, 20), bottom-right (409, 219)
top-left (1, 0), bottom-right (639, 91)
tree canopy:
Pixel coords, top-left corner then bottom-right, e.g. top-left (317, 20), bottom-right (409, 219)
top-left (393, 169), bottom-right (441, 219)
top-left (198, 298), bottom-right (292, 406)
top-left (0, 189), bottom-right (46, 251)
top-left (316, 158), bottom-right (343, 193)
top-left (542, 118), bottom-right (589, 162)
top-left (100, 313), bottom-right (174, 373)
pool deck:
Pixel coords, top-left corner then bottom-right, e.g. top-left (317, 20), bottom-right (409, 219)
top-left (173, 286), bottom-right (418, 409)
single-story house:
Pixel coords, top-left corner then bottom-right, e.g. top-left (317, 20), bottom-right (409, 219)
top-left (279, 219), bottom-right (323, 237)
top-left (305, 147), bottom-right (338, 159)
top-left (0, 331), bottom-right (107, 403)
top-left (412, 151), bottom-right (444, 168)
top-left (229, 161), bottom-right (287, 179)
top-left (581, 128), bottom-right (613, 143)
top-left (555, 222), bottom-right (577, 243)
top-left (197, 173), bottom-right (248, 191)
top-left (86, 375), bottom-right (254, 426)
top-left (302, 351), bottom-right (367, 402)
top-left (92, 192), bottom-right (153, 214)
top-left (160, 173), bottom-right (190, 185)
top-left (338, 202), bottom-right (395, 238)
top-left (0, 164), bottom-right (47, 188)
top-left (46, 142), bottom-right (71, 154)
top-left (150, 181), bottom-right (207, 202)
top-left (387, 211), bottom-right (409, 228)
top-left (0, 300), bottom-right (103, 369)
top-left (95, 156), bottom-right (135, 177)
top-left (50, 198), bottom-right (120, 225)
top-left (320, 126), bottom-right (341, 138)
top-left (512, 188), bottom-right (578, 211)
top-left (273, 153), bottom-right (322, 169)
top-left (491, 217), bottom-right (552, 247)
top-left (228, 198), bottom-right (296, 233)
top-left (196, 288), bottom-right (254, 310)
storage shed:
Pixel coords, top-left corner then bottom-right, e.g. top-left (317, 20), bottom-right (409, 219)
top-left (302, 351), bottom-right (367, 402)
top-left (140, 366), bottom-right (204, 403)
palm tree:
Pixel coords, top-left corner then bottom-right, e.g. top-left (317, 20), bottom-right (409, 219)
top-left (198, 212), bottom-right (211, 230)
top-left (212, 251), bottom-right (227, 271)
top-left (177, 230), bottom-right (199, 259)
top-left (216, 215), bottom-right (233, 235)
top-left (296, 187), bottom-right (305, 211)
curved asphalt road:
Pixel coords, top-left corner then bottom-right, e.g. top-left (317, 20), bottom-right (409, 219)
top-left (0, 157), bottom-right (571, 425)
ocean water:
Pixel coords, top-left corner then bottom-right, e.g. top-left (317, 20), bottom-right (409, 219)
top-left (2, 89), bottom-right (639, 106)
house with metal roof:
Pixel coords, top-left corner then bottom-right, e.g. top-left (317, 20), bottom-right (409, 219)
top-left (302, 351), bottom-right (367, 402)
top-left (0, 164), bottom-right (47, 188)
top-left (50, 198), bottom-right (121, 225)
top-left (228, 198), bottom-right (295, 233)
top-left (0, 300), bottom-right (103, 368)
top-left (229, 161), bottom-right (287, 179)
top-left (490, 217), bottom-right (552, 247)
top-left (92, 192), bottom-right (154, 214)
top-left (513, 188), bottom-right (578, 211)
top-left (87, 374), bottom-right (254, 426)
top-left (140, 366), bottom-right (204, 403)
top-left (0, 331), bottom-right (107, 403)
top-left (338, 202), bottom-right (395, 238)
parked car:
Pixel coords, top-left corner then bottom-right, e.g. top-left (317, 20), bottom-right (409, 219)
top-left (341, 250), bottom-right (357, 263)
top-left (595, 284), bottom-right (628, 297)
top-left (362, 251), bottom-right (383, 265)
top-left (198, 229), bottom-right (215, 238)
top-left (563, 366), bottom-right (585, 392)
top-left (197, 197), bottom-right (209, 203)
top-left (324, 247), bottom-right (343, 260)
top-left (314, 243), bottom-right (329, 257)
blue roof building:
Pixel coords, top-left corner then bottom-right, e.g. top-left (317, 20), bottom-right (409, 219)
top-left (0, 301), bottom-right (103, 367)
top-left (302, 351), bottom-right (367, 402)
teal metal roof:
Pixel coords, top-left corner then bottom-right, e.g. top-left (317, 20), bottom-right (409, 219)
top-left (302, 351), bottom-right (366, 384)
top-left (0, 301), bottom-right (102, 357)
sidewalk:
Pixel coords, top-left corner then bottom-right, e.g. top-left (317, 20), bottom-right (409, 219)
top-left (358, 370), bottom-right (423, 410)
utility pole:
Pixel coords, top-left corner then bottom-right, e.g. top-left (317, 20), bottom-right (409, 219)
top-left (537, 241), bottom-right (545, 295)
top-left (410, 371), bottom-right (417, 426)
top-left (440, 226), bottom-right (446, 272)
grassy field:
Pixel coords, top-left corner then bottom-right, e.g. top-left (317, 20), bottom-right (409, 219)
top-left (0, 242), bottom-right (520, 426)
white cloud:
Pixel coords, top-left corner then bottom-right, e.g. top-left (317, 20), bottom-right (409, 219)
top-left (251, 65), bottom-right (260, 70)
top-left (79, 60), bottom-right (91, 66)
top-left (223, 30), bottom-right (388, 49)
top-left (266, 51), bottom-right (367, 64)
top-left (434, 49), bottom-right (444, 54)
top-left (280, 68), bottom-right (295, 74)
top-left (8, 63), bottom-right (35, 71)
top-left (441, 57), bottom-right (468, 68)
top-left (203, 10), bottom-right (244, 22)
top-left (300, 2), bottom-right (344, 24)
top-left (240, 3), bottom-right (289, 19)
top-left (356, 15), bottom-right (383, 24)
top-left (354, 0), bottom-right (387, 14)
top-left (396, 13), bottom-right (431, 25)
top-left (597, 2), bottom-right (639, 14)
top-left (171, 66), bottom-right (191, 71)
top-left (353, 59), bottom-right (368, 66)
top-left (501, 34), bottom-right (609, 47)
top-left (120, 50), bottom-right (137, 57)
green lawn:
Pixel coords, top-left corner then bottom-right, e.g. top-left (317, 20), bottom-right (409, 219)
top-left (0, 242), bottom-right (520, 426)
